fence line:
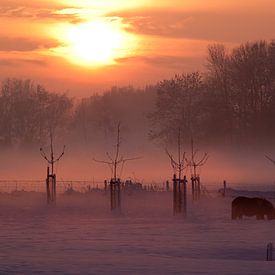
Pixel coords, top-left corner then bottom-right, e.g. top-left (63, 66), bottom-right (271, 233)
top-left (1, 180), bottom-right (273, 195)
top-left (0, 180), bottom-right (170, 194)
top-left (0, 180), bottom-right (105, 194)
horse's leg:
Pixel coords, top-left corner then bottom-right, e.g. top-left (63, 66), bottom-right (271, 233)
top-left (232, 209), bottom-right (237, 220)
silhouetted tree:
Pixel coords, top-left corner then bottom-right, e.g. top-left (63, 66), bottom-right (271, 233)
top-left (0, 78), bottom-right (73, 148)
top-left (150, 72), bottom-right (204, 146)
top-left (73, 86), bottom-right (156, 145)
top-left (205, 40), bottom-right (275, 145)
top-left (205, 44), bottom-right (233, 143)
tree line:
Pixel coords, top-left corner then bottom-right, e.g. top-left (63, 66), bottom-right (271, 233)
top-left (1, 39), bottom-right (275, 149)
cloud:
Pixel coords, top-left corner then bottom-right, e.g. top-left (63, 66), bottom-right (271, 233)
top-left (0, 5), bottom-right (83, 23)
top-left (110, 9), bottom-right (275, 43)
top-left (0, 37), bottom-right (60, 52)
top-left (116, 55), bottom-right (202, 69)
top-left (120, 11), bottom-right (192, 39)
top-left (0, 58), bottom-right (47, 67)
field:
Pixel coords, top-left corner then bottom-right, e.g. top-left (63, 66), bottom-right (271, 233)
top-left (0, 187), bottom-right (274, 274)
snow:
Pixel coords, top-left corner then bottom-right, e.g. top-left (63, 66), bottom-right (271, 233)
top-left (0, 190), bottom-right (274, 274)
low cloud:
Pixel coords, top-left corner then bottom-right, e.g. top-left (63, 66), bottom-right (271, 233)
top-left (111, 9), bottom-right (275, 43)
top-left (0, 58), bottom-right (47, 67)
top-left (0, 37), bottom-right (60, 52)
top-left (116, 55), bottom-right (202, 69)
top-left (0, 5), bottom-right (83, 23)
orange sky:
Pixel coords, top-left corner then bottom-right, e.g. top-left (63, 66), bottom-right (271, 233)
top-left (0, 0), bottom-right (275, 96)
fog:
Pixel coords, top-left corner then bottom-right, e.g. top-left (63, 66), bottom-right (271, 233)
top-left (1, 143), bottom-right (275, 188)
top-left (0, 187), bottom-right (274, 274)
top-left (1, 39), bottom-right (275, 188)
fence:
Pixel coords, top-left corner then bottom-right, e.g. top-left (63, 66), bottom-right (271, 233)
top-left (0, 180), bottom-right (105, 194)
top-left (0, 180), bottom-right (171, 194)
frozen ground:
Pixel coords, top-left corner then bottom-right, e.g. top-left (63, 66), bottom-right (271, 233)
top-left (0, 190), bottom-right (274, 274)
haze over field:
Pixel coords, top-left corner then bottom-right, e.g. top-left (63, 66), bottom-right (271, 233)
top-left (1, 1), bottom-right (275, 274)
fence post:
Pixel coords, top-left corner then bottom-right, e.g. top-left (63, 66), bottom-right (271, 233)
top-left (104, 180), bottom-right (108, 192)
top-left (267, 242), bottom-right (273, 261)
top-left (110, 178), bottom-right (121, 211)
top-left (166, 181), bottom-right (170, 192)
top-left (223, 180), bottom-right (227, 197)
top-left (183, 176), bottom-right (187, 215)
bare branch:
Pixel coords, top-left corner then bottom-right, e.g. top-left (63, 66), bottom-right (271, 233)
top-left (93, 122), bottom-right (139, 180)
top-left (40, 132), bottom-right (65, 175)
top-left (40, 148), bottom-right (50, 163)
top-left (180, 152), bottom-right (186, 166)
top-left (193, 149), bottom-right (199, 159)
top-left (197, 153), bottom-right (209, 166)
top-left (122, 156), bottom-right (142, 163)
top-left (265, 155), bottom-right (275, 165)
top-left (106, 152), bottom-right (114, 163)
top-left (165, 148), bottom-right (177, 166)
top-left (55, 145), bottom-right (66, 162)
top-left (93, 158), bottom-right (113, 165)
top-left (116, 156), bottom-right (124, 165)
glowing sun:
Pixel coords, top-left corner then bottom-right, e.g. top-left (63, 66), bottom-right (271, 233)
top-left (58, 21), bottom-right (135, 67)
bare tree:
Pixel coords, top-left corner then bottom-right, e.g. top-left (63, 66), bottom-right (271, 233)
top-left (165, 127), bottom-right (187, 179)
top-left (40, 130), bottom-right (65, 175)
top-left (40, 129), bottom-right (65, 204)
top-left (93, 122), bottom-right (140, 180)
top-left (186, 137), bottom-right (208, 177)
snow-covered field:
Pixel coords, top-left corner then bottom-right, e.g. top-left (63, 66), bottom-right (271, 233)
top-left (0, 190), bottom-right (274, 274)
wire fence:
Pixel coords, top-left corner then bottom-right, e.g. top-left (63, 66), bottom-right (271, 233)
top-left (0, 179), bottom-right (274, 195)
top-left (0, 180), bottom-right (105, 194)
top-left (0, 180), bottom-right (170, 194)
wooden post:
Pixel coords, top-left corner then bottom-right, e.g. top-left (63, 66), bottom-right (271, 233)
top-left (46, 165), bottom-right (57, 204)
top-left (173, 174), bottom-right (178, 214)
top-left (191, 176), bottom-right (201, 201)
top-left (117, 179), bottom-right (121, 209)
top-left (191, 176), bottom-right (195, 200)
top-left (93, 122), bottom-right (139, 211)
top-left (166, 181), bottom-right (170, 192)
top-left (267, 242), bottom-right (273, 261)
top-left (223, 180), bottom-right (227, 197)
top-left (104, 180), bottom-right (108, 192)
top-left (40, 131), bottom-right (65, 205)
top-left (46, 176), bottom-right (56, 204)
top-left (173, 174), bottom-right (187, 216)
top-left (182, 176), bottom-right (187, 215)
top-left (110, 178), bottom-right (121, 211)
top-left (46, 166), bottom-right (50, 204)
top-left (110, 179), bottom-right (114, 209)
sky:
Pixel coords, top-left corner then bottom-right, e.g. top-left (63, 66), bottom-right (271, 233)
top-left (0, 0), bottom-right (275, 96)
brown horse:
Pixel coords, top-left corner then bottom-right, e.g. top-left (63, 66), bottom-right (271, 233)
top-left (232, 196), bottom-right (275, 220)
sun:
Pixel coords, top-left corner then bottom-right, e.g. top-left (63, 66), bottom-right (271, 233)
top-left (68, 22), bottom-right (122, 65)
top-left (54, 20), bottom-right (136, 67)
